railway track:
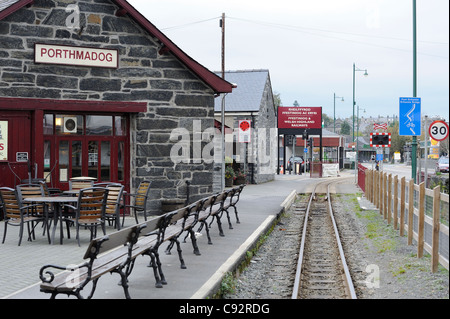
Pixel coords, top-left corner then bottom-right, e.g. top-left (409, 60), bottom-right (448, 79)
top-left (292, 180), bottom-right (357, 299)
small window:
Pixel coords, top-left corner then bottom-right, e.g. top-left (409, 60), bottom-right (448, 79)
top-left (56, 115), bottom-right (84, 135)
top-left (115, 116), bottom-right (127, 136)
top-left (86, 115), bottom-right (112, 136)
top-left (43, 114), bottom-right (54, 135)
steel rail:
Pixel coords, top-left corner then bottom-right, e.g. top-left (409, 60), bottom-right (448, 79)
top-left (326, 183), bottom-right (357, 299)
top-left (291, 179), bottom-right (357, 299)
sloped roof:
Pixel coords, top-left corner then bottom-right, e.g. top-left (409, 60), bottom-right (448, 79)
top-left (214, 70), bottom-right (270, 112)
top-left (0, 0), bottom-right (233, 94)
top-left (0, 0), bottom-right (33, 20)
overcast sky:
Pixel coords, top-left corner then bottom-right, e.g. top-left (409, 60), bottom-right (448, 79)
top-left (128, 0), bottom-right (449, 121)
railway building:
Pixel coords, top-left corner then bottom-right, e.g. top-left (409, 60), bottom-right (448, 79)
top-left (0, 0), bottom-right (234, 214)
top-left (214, 70), bottom-right (277, 186)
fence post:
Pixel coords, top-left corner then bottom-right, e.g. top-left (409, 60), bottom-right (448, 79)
top-left (388, 174), bottom-right (392, 224)
top-left (380, 172), bottom-right (384, 216)
top-left (393, 175), bottom-right (398, 230)
top-left (417, 182), bottom-right (425, 258)
top-left (384, 172), bottom-right (387, 216)
top-left (407, 179), bottom-right (414, 245)
top-left (432, 186), bottom-right (441, 273)
top-left (400, 177), bottom-right (406, 236)
top-left (374, 170), bottom-right (379, 207)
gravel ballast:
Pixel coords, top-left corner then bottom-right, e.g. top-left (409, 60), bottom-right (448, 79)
top-left (223, 193), bottom-right (449, 299)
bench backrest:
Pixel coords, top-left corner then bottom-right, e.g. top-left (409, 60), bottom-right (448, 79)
top-left (83, 223), bottom-right (145, 259)
top-left (230, 185), bottom-right (245, 204)
top-left (141, 215), bottom-right (166, 236)
top-left (167, 205), bottom-right (189, 225)
top-left (210, 190), bottom-right (229, 215)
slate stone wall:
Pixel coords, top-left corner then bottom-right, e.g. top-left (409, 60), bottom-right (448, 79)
top-left (0, 0), bottom-right (216, 214)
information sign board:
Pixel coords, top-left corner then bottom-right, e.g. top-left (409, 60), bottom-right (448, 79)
top-left (399, 97), bottom-right (421, 136)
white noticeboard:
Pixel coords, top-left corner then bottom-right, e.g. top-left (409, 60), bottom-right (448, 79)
top-left (0, 121), bottom-right (8, 161)
top-left (238, 120), bottom-right (251, 143)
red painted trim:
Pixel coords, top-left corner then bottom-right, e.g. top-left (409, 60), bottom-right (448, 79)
top-left (33, 109), bottom-right (44, 179)
top-left (112, 0), bottom-right (233, 94)
top-left (0, 0), bottom-right (33, 21)
top-left (0, 97), bottom-right (147, 113)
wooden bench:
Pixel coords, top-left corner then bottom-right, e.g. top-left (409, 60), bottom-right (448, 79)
top-left (39, 223), bottom-right (147, 299)
top-left (38, 186), bottom-right (247, 296)
top-left (165, 200), bottom-right (203, 258)
top-left (226, 184), bottom-right (246, 226)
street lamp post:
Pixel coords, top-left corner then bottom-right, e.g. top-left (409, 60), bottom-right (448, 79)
top-left (333, 93), bottom-right (344, 133)
top-left (355, 105), bottom-right (366, 182)
top-left (352, 63), bottom-right (368, 183)
top-left (352, 63), bottom-right (368, 143)
top-left (411, 0), bottom-right (418, 182)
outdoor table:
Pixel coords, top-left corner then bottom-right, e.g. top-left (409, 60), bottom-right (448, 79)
top-left (62, 189), bottom-right (81, 196)
top-left (23, 196), bottom-right (78, 245)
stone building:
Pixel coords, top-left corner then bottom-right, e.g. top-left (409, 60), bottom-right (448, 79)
top-left (0, 0), bottom-right (233, 214)
top-left (214, 70), bottom-right (277, 187)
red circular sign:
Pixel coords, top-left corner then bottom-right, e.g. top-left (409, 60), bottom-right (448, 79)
top-left (429, 120), bottom-right (449, 142)
top-left (240, 120), bottom-right (250, 131)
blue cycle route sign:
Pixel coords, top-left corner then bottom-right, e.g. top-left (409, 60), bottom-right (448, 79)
top-left (399, 97), bottom-right (421, 136)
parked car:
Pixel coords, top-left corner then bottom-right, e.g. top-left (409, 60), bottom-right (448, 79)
top-left (287, 156), bottom-right (304, 172)
top-left (435, 156), bottom-right (449, 173)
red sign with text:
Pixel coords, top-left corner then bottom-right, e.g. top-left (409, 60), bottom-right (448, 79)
top-left (278, 107), bottom-right (322, 129)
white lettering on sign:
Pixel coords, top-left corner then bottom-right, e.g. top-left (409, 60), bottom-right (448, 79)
top-left (35, 44), bottom-right (118, 69)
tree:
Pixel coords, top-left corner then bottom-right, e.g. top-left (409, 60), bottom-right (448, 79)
top-left (387, 121), bottom-right (411, 154)
top-left (273, 91), bottom-right (282, 108)
top-left (322, 113), bottom-right (332, 128)
top-left (341, 121), bottom-right (351, 135)
top-left (293, 100), bottom-right (300, 107)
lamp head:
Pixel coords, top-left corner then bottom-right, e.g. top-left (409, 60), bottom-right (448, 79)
top-left (364, 70), bottom-right (368, 77)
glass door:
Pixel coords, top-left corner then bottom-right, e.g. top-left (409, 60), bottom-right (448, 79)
top-left (87, 139), bottom-right (111, 182)
top-left (56, 138), bottom-right (83, 184)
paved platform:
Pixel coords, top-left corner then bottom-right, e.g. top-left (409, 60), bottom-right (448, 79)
top-left (2, 172), bottom-right (359, 299)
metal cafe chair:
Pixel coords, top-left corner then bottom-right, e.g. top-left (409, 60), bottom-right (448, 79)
top-left (94, 182), bottom-right (124, 230)
top-left (69, 179), bottom-right (94, 191)
top-left (0, 187), bottom-right (49, 246)
top-left (64, 187), bottom-right (109, 247)
top-left (122, 180), bottom-right (151, 226)
top-left (16, 183), bottom-right (54, 237)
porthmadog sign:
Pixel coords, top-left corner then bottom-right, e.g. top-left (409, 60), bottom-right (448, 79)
top-left (35, 43), bottom-right (118, 69)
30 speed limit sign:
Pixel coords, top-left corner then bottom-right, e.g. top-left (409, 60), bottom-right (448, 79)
top-left (429, 120), bottom-right (449, 141)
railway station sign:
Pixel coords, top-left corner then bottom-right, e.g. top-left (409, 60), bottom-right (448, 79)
top-left (278, 107), bottom-right (322, 129)
top-left (35, 43), bottom-right (119, 69)
top-left (278, 106), bottom-right (322, 135)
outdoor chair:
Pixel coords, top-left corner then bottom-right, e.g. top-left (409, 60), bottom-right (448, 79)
top-left (16, 183), bottom-right (54, 236)
top-left (64, 187), bottom-right (109, 246)
top-left (69, 180), bottom-right (94, 191)
top-left (122, 180), bottom-right (151, 226)
top-left (94, 182), bottom-right (124, 230)
top-left (0, 187), bottom-right (49, 245)
top-left (39, 181), bottom-right (62, 197)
